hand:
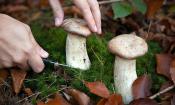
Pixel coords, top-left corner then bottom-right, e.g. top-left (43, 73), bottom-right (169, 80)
top-left (49, 0), bottom-right (101, 34)
top-left (0, 14), bottom-right (49, 73)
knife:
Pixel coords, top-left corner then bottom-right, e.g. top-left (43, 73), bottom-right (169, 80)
top-left (42, 58), bottom-right (70, 69)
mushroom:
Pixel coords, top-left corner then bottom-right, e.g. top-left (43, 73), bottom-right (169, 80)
top-left (108, 34), bottom-right (148, 104)
top-left (62, 18), bottom-right (91, 70)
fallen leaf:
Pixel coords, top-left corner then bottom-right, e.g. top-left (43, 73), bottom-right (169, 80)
top-left (159, 18), bottom-right (175, 37)
top-left (105, 94), bottom-right (124, 105)
top-left (171, 94), bottom-right (175, 105)
top-left (160, 101), bottom-right (171, 105)
top-left (68, 88), bottom-right (90, 105)
top-left (63, 6), bottom-right (82, 17)
top-left (97, 98), bottom-right (107, 105)
top-left (39, 0), bottom-right (49, 9)
top-left (145, 0), bottom-right (164, 18)
top-left (10, 69), bottom-right (27, 94)
top-left (46, 93), bottom-right (70, 105)
top-left (5, 5), bottom-right (28, 13)
top-left (156, 54), bottom-right (174, 79)
top-left (96, 94), bottom-right (124, 105)
top-left (160, 81), bottom-right (174, 100)
top-left (132, 74), bottom-right (152, 99)
top-left (122, 18), bottom-right (140, 31)
top-left (84, 81), bottom-right (110, 98)
top-left (0, 69), bottom-right (9, 84)
top-left (24, 88), bottom-right (33, 96)
top-left (37, 101), bottom-right (45, 105)
top-left (28, 12), bottom-right (41, 22)
top-left (170, 58), bottom-right (175, 84)
top-left (129, 98), bottom-right (158, 105)
top-left (60, 0), bottom-right (65, 4)
top-left (26, 0), bottom-right (40, 8)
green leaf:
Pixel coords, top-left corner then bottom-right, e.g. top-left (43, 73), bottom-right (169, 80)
top-left (132, 0), bottom-right (147, 14)
top-left (112, 1), bottom-right (133, 19)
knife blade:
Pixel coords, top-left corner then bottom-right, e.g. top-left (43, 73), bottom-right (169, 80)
top-left (42, 58), bottom-right (70, 68)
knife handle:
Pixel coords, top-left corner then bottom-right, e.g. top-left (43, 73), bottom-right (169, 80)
top-left (42, 58), bottom-right (55, 68)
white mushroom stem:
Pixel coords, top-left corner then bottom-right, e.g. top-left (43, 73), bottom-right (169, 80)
top-left (114, 56), bottom-right (137, 104)
top-left (66, 34), bottom-right (91, 70)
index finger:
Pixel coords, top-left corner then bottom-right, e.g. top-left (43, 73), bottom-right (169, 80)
top-left (88, 0), bottom-right (101, 34)
top-left (73, 0), bottom-right (97, 33)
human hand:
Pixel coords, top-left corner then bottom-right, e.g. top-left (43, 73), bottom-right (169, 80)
top-left (0, 14), bottom-right (49, 73)
top-left (49, 0), bottom-right (101, 34)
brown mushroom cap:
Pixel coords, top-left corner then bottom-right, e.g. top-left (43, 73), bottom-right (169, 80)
top-left (108, 34), bottom-right (148, 59)
top-left (62, 18), bottom-right (91, 37)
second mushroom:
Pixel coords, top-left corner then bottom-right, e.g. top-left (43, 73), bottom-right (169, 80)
top-left (62, 18), bottom-right (91, 70)
top-left (108, 34), bottom-right (148, 104)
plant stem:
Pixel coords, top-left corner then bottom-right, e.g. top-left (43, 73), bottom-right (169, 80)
top-left (98, 0), bottom-right (122, 5)
top-left (149, 85), bottom-right (175, 99)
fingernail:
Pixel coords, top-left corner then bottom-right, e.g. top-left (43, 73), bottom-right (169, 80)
top-left (98, 28), bottom-right (102, 34)
top-left (40, 49), bottom-right (49, 58)
top-left (55, 18), bottom-right (62, 26)
top-left (93, 25), bottom-right (97, 32)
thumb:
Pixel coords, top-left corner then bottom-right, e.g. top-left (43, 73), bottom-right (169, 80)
top-left (49, 0), bottom-right (64, 26)
top-left (28, 50), bottom-right (45, 73)
top-left (29, 33), bottom-right (49, 58)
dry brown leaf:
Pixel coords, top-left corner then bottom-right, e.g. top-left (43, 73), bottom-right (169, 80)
top-left (105, 94), bottom-right (124, 105)
top-left (63, 6), bottom-right (82, 17)
top-left (170, 58), bottom-right (175, 84)
top-left (46, 93), bottom-right (70, 105)
top-left (156, 54), bottom-right (174, 79)
top-left (96, 94), bottom-right (124, 105)
top-left (68, 88), bottom-right (90, 105)
top-left (129, 98), bottom-right (158, 105)
top-left (160, 81), bottom-right (174, 100)
top-left (60, 0), bottom-right (65, 4)
top-left (24, 88), bottom-right (33, 96)
top-left (4, 5), bottom-right (29, 13)
top-left (0, 69), bottom-right (9, 84)
top-left (138, 29), bottom-right (175, 53)
top-left (37, 101), bottom-right (45, 105)
top-left (39, 0), bottom-right (49, 9)
top-left (160, 101), bottom-right (171, 105)
top-left (122, 18), bottom-right (140, 31)
top-left (159, 18), bottom-right (175, 36)
top-left (145, 0), bottom-right (164, 18)
top-left (84, 81), bottom-right (110, 98)
top-left (29, 12), bottom-right (41, 22)
top-left (132, 74), bottom-right (152, 99)
top-left (97, 98), bottom-right (107, 105)
top-left (171, 94), bottom-right (175, 105)
top-left (11, 69), bottom-right (27, 94)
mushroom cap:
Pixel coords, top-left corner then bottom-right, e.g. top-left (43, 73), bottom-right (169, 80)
top-left (62, 18), bottom-right (91, 37)
top-left (108, 34), bottom-right (148, 59)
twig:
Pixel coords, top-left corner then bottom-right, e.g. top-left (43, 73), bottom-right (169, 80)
top-left (17, 77), bottom-right (57, 103)
top-left (40, 87), bottom-right (70, 101)
top-left (99, 0), bottom-right (122, 5)
top-left (149, 85), bottom-right (175, 99)
top-left (0, 79), bottom-right (10, 87)
top-left (90, 47), bottom-right (104, 66)
top-left (17, 92), bottom-right (41, 103)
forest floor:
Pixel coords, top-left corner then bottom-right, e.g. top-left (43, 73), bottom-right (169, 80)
top-left (0, 0), bottom-right (175, 105)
